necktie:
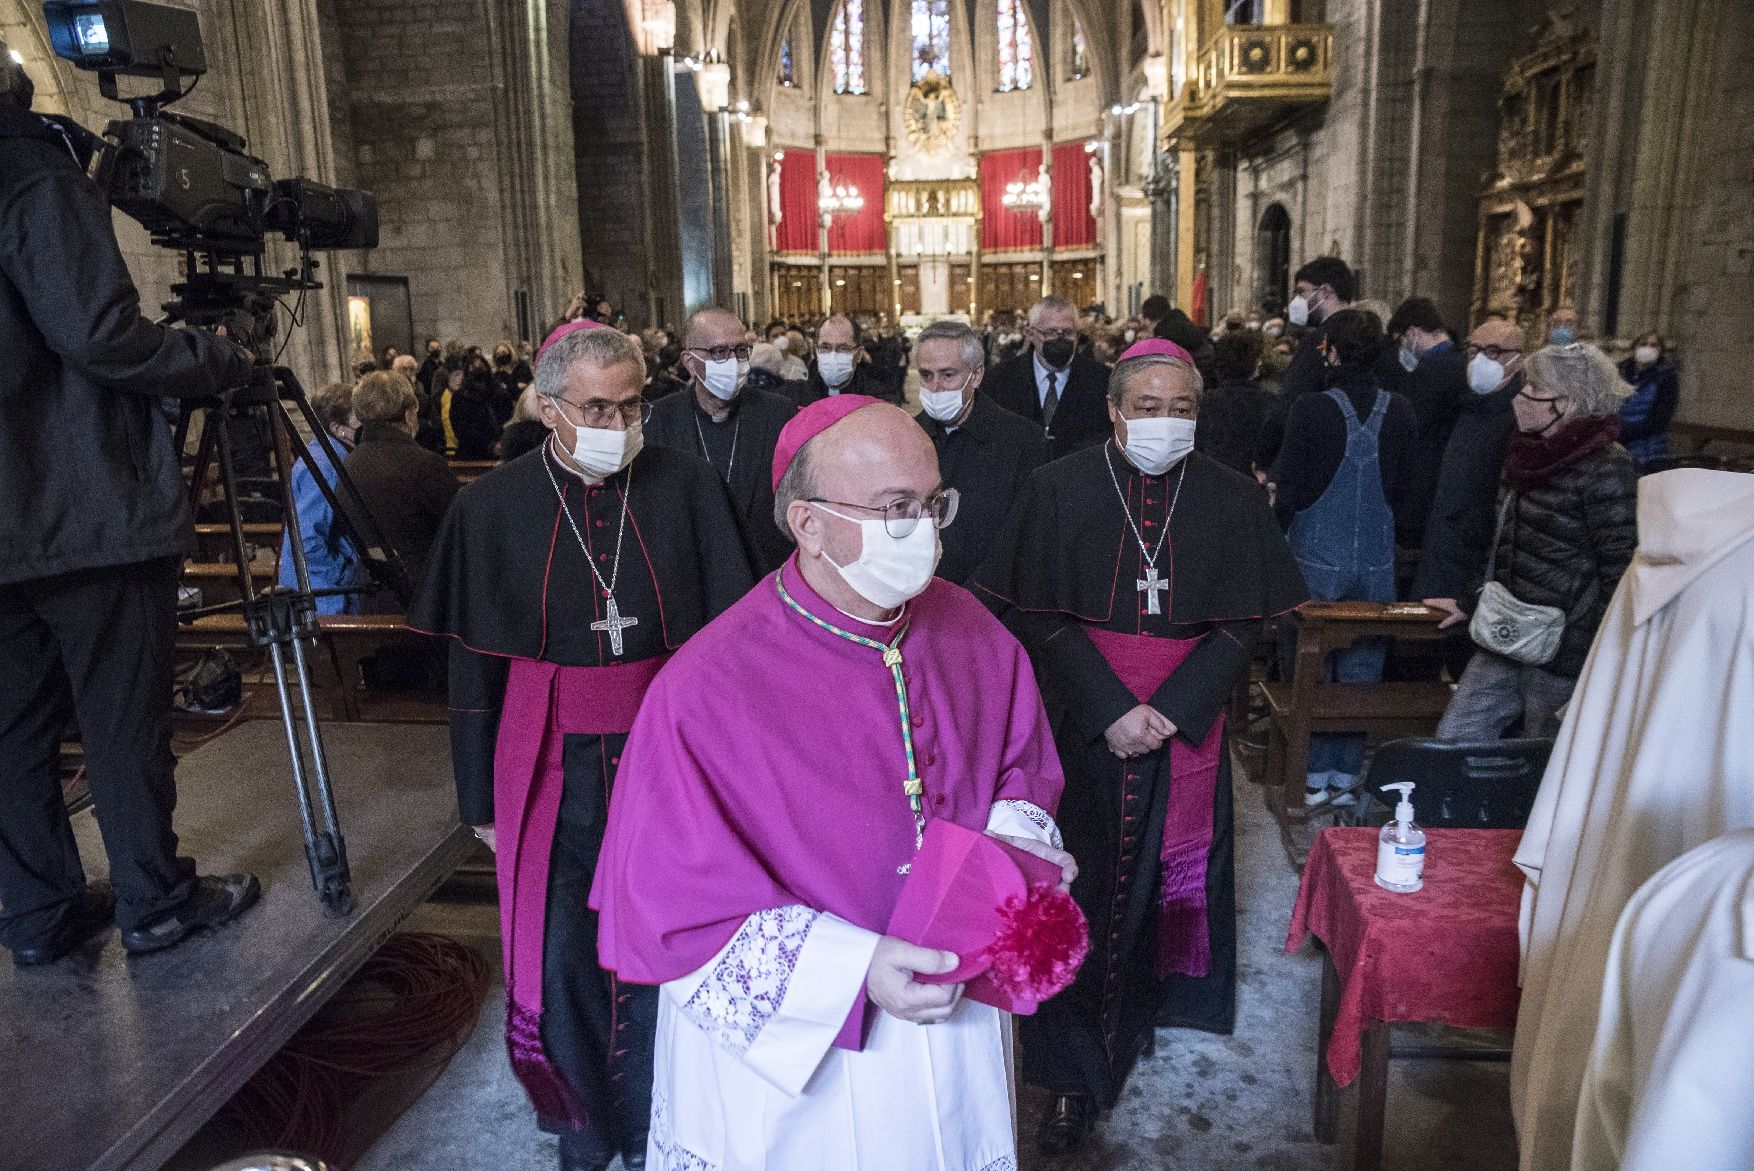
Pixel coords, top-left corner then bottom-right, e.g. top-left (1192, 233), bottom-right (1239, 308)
top-left (1043, 371), bottom-right (1060, 430)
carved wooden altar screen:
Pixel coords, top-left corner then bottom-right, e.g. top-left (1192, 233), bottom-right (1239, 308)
top-left (1471, 15), bottom-right (1595, 334)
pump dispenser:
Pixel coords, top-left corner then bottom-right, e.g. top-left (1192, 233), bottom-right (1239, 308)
top-left (1374, 782), bottom-right (1426, 893)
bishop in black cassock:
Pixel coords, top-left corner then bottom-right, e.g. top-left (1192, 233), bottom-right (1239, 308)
top-left (971, 340), bottom-right (1305, 1156)
top-left (409, 323), bottom-right (755, 1171)
top-left (645, 307), bottom-right (799, 573)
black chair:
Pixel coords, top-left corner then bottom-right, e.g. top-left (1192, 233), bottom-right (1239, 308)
top-left (1353, 737), bottom-right (1555, 829)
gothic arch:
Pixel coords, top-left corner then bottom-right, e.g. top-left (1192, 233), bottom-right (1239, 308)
top-left (1255, 201), bottom-right (1292, 312)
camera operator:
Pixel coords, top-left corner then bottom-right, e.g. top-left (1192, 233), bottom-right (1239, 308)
top-left (0, 43), bottom-right (261, 965)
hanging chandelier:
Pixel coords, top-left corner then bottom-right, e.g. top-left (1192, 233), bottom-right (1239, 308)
top-left (819, 184), bottom-right (865, 214)
top-left (1002, 177), bottom-right (1047, 211)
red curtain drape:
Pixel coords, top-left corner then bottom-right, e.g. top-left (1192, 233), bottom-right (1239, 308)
top-left (773, 152), bottom-right (887, 256)
top-left (980, 143), bottom-right (1097, 252)
top-left (981, 148), bottom-right (1044, 253)
top-left (774, 152), bottom-right (819, 256)
top-left (824, 154), bottom-right (887, 256)
top-left (1052, 140), bottom-right (1097, 249)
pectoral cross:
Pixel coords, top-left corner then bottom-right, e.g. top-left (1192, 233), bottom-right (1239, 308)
top-left (591, 594), bottom-right (639, 657)
top-left (1137, 566), bottom-right (1169, 616)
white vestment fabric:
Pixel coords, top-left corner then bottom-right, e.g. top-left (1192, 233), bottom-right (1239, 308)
top-left (1571, 829), bottom-right (1754, 1171)
top-left (646, 800), bottom-right (1060, 1171)
top-left (1511, 469), bottom-right (1754, 1171)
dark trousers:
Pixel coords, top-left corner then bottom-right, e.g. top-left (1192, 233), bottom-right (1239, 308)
top-left (539, 732), bottom-right (657, 1164)
top-left (0, 558), bottom-right (194, 948)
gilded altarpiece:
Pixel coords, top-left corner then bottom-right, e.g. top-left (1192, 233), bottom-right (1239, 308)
top-left (1471, 14), bottom-right (1595, 334)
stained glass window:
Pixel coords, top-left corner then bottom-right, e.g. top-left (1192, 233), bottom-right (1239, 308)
top-left (911, 0), bottom-right (951, 81)
top-left (778, 35), bottom-right (795, 86)
top-left (996, 0), bottom-right (1034, 92)
top-left (1069, 14), bottom-right (1088, 80)
top-left (830, 0), bottom-right (867, 95)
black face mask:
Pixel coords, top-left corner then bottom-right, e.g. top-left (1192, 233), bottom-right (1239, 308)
top-left (1039, 338), bottom-right (1076, 369)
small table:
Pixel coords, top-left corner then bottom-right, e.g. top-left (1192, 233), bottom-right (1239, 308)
top-left (1286, 827), bottom-right (1524, 1169)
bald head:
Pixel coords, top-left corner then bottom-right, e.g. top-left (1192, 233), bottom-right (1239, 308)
top-left (1469, 318), bottom-right (1527, 353)
top-left (817, 315), bottom-right (856, 350)
top-left (684, 307), bottom-right (745, 350)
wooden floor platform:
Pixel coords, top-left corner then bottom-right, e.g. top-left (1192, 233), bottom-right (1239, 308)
top-left (0, 721), bottom-right (471, 1171)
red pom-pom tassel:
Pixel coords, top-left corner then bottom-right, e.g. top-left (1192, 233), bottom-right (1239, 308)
top-left (984, 885), bottom-right (1090, 1002)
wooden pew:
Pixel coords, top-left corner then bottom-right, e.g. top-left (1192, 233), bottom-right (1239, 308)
top-left (1667, 420), bottom-right (1754, 472)
top-left (177, 612), bottom-right (445, 723)
top-left (180, 561), bottom-right (278, 608)
top-left (448, 459), bottom-right (496, 483)
top-left (1261, 602), bottom-right (1453, 823)
top-left (192, 522), bottom-right (283, 562)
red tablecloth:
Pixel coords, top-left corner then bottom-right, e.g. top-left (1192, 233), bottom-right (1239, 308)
top-left (1285, 827), bottom-right (1523, 1085)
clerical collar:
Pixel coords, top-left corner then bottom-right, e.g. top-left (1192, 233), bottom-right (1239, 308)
top-left (692, 388), bottom-right (740, 424)
top-left (1109, 438), bottom-right (1182, 479)
top-left (829, 597), bottom-right (905, 627)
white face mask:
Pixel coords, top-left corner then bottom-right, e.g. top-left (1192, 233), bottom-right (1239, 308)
top-left (1287, 294), bottom-right (1311, 328)
top-left (566, 417), bottom-right (643, 479)
top-left (1468, 352), bottom-right (1506, 394)
top-left (1121, 415), bottom-right (1197, 476)
top-left (1123, 329), bottom-right (1138, 343)
top-left (1398, 344), bottom-right (1419, 374)
top-left (918, 373), bottom-right (974, 424)
top-left (817, 351), bottom-right (856, 389)
top-left (702, 358), bottom-right (748, 401)
top-left (811, 504), bottom-right (941, 610)
top-left (1634, 345), bottom-right (1660, 366)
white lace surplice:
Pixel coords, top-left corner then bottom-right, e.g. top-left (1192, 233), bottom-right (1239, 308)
top-left (646, 800), bottom-right (1059, 1171)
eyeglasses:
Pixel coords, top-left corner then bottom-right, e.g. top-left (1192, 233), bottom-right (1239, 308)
top-left (816, 342), bottom-right (858, 355)
top-left (809, 488), bottom-right (960, 538)
top-left (556, 396), bottom-right (648, 428)
top-left (688, 344), bottom-right (753, 362)
top-left (1467, 344), bottom-right (1524, 362)
top-left (1031, 328), bottom-right (1079, 342)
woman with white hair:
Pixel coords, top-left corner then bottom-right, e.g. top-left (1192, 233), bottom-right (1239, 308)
top-left (1435, 342), bottom-right (1639, 740)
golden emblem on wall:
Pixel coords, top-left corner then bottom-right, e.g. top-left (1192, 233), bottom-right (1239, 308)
top-left (903, 69), bottom-right (960, 155)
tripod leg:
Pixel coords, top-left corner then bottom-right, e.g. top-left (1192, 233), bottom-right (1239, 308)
top-left (288, 635), bottom-right (352, 916)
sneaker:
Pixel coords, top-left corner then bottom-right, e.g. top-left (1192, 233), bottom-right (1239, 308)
top-left (120, 873), bottom-right (261, 956)
top-left (9, 881), bottom-right (114, 967)
top-left (1304, 786), bottom-right (1331, 807)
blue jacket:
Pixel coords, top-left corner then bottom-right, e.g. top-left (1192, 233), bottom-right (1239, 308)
top-left (277, 438), bottom-right (362, 614)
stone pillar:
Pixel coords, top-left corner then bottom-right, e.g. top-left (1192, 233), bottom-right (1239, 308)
top-left (637, 53), bottom-right (687, 329)
top-left (816, 139), bottom-right (832, 315)
top-left (1175, 147), bottom-right (1197, 309)
top-left (233, 0), bottom-right (350, 383)
top-left (706, 108), bottom-right (736, 306)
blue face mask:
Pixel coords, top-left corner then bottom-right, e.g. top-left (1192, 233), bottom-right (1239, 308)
top-left (1548, 326), bottom-right (1576, 346)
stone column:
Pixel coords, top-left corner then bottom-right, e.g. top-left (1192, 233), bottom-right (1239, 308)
top-left (706, 107), bottom-right (736, 305)
top-left (816, 139), bottom-right (832, 315)
top-left (636, 52), bottom-right (687, 329)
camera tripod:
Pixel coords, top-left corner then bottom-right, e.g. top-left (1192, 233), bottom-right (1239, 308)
top-left (175, 357), bottom-right (410, 918)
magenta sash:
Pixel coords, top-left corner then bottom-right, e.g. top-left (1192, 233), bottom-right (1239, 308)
top-left (494, 654), bottom-right (667, 1126)
top-left (1084, 626), bottom-right (1223, 979)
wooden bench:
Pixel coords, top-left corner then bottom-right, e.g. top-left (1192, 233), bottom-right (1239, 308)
top-left (448, 459), bottom-right (495, 482)
top-left (177, 612), bottom-right (445, 723)
top-left (1667, 421), bottom-right (1754, 472)
top-left (192, 522), bottom-right (283, 562)
top-left (1261, 602), bottom-right (1453, 823)
top-left (179, 561), bottom-right (279, 607)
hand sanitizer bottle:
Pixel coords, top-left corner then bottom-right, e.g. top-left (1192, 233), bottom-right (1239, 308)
top-left (1374, 782), bottom-right (1425, 893)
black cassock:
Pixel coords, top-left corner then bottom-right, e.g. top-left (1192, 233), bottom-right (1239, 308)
top-left (915, 392), bottom-right (1050, 585)
top-left (408, 438), bottom-right (755, 1163)
top-left (645, 385), bottom-right (798, 573)
top-left (971, 443), bottom-right (1306, 1107)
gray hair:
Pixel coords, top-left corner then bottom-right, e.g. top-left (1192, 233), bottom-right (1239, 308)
top-left (532, 328), bottom-right (646, 398)
top-left (914, 321), bottom-right (985, 371)
top-left (1028, 295), bottom-right (1078, 327)
top-left (1523, 342), bottom-right (1629, 419)
top-left (772, 442), bottom-right (817, 542)
top-left (1108, 353), bottom-right (1203, 406)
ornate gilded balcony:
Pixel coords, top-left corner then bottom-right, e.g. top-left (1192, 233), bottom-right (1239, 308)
top-left (1164, 24), bottom-right (1333, 148)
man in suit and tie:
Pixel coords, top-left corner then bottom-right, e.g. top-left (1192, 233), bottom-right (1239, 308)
top-left (980, 295), bottom-right (1111, 460)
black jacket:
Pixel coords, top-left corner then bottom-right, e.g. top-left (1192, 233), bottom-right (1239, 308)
top-left (915, 394), bottom-right (1050, 585)
top-left (1398, 342), bottom-right (1469, 538)
top-left (1411, 378), bottom-right (1522, 602)
top-left (342, 423), bottom-right (462, 609)
top-left (0, 104), bottom-right (250, 585)
top-left (1486, 443), bottom-right (1638, 678)
top-left (981, 350), bottom-right (1112, 461)
top-left (1196, 378), bottom-right (1276, 479)
top-left (1255, 325), bottom-right (1404, 470)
